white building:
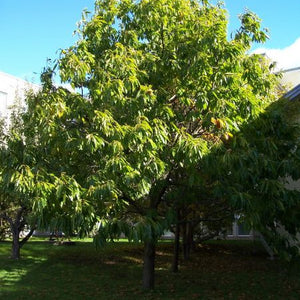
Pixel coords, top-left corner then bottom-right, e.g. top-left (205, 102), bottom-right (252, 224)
top-left (281, 67), bottom-right (300, 90)
top-left (0, 71), bottom-right (40, 119)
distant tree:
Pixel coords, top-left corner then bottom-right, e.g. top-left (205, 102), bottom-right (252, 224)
top-left (0, 91), bottom-right (94, 259)
top-left (165, 169), bottom-right (234, 272)
top-left (0, 102), bottom-right (44, 259)
top-left (0, 218), bottom-right (10, 241)
top-left (26, 0), bottom-right (280, 289)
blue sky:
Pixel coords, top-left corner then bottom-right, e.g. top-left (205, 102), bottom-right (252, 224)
top-left (1, 0), bottom-right (300, 82)
top-left (226, 0), bottom-right (300, 49)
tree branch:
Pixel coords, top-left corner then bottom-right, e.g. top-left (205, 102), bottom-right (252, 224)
top-left (20, 226), bottom-right (36, 248)
top-left (122, 194), bottom-right (145, 215)
top-left (153, 170), bottom-right (174, 208)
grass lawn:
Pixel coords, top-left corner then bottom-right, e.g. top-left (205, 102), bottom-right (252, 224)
top-left (1, 238), bottom-right (300, 299)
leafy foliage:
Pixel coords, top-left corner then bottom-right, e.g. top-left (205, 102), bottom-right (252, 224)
top-left (22, 0), bottom-right (284, 287)
top-left (28, 0), bottom-right (277, 237)
top-left (208, 98), bottom-right (300, 258)
top-left (0, 100), bottom-right (46, 257)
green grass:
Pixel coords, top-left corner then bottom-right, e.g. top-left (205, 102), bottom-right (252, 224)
top-left (1, 238), bottom-right (300, 299)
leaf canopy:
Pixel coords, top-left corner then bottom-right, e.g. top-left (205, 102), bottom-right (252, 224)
top-left (24, 0), bottom-right (282, 242)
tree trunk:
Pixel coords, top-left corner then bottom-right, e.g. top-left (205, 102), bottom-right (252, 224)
top-left (182, 222), bottom-right (189, 260)
top-left (20, 227), bottom-right (35, 248)
top-left (142, 241), bottom-right (156, 289)
top-left (183, 222), bottom-right (194, 260)
top-left (6, 207), bottom-right (34, 260)
top-left (11, 228), bottom-right (21, 259)
top-left (186, 222), bottom-right (193, 258)
top-left (172, 210), bottom-right (180, 273)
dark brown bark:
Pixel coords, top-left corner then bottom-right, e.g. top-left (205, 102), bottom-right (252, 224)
top-left (182, 222), bottom-right (188, 260)
top-left (11, 229), bottom-right (20, 259)
top-left (172, 215), bottom-right (180, 273)
top-left (187, 222), bottom-right (195, 253)
top-left (5, 207), bottom-right (34, 259)
top-left (8, 208), bottom-right (22, 259)
top-left (11, 226), bottom-right (35, 259)
top-left (183, 222), bottom-right (194, 260)
top-left (142, 241), bottom-right (156, 290)
top-left (20, 227), bottom-right (35, 248)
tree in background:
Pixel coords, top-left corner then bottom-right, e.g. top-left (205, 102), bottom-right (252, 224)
top-left (0, 101), bottom-right (51, 259)
top-left (210, 97), bottom-right (300, 260)
top-left (0, 86), bottom-right (95, 259)
top-left (0, 218), bottom-right (10, 241)
top-left (24, 0), bottom-right (280, 289)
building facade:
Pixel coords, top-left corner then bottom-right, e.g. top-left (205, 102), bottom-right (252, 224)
top-left (0, 71), bottom-right (39, 119)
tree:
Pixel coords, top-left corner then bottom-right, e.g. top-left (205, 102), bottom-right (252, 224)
top-left (166, 168), bottom-right (234, 272)
top-left (0, 101), bottom-right (50, 259)
top-left (210, 97), bottom-right (300, 260)
top-left (0, 89), bottom-right (94, 259)
top-left (26, 0), bottom-right (279, 289)
top-left (0, 218), bottom-right (10, 241)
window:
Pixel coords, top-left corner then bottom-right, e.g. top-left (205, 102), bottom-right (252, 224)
top-left (237, 223), bottom-right (251, 236)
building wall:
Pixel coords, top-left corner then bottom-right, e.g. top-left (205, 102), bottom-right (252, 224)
top-left (0, 71), bottom-right (39, 119)
top-left (281, 67), bottom-right (300, 90)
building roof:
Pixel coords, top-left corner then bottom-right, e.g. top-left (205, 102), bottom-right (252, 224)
top-left (0, 71), bottom-right (39, 89)
top-left (281, 67), bottom-right (300, 90)
top-left (284, 83), bottom-right (300, 101)
top-left (279, 66), bottom-right (300, 101)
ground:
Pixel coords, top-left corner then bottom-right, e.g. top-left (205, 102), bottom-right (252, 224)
top-left (1, 239), bottom-right (300, 299)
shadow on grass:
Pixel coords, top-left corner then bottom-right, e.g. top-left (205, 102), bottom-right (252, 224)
top-left (1, 240), bottom-right (300, 299)
top-left (0, 240), bottom-right (147, 300)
